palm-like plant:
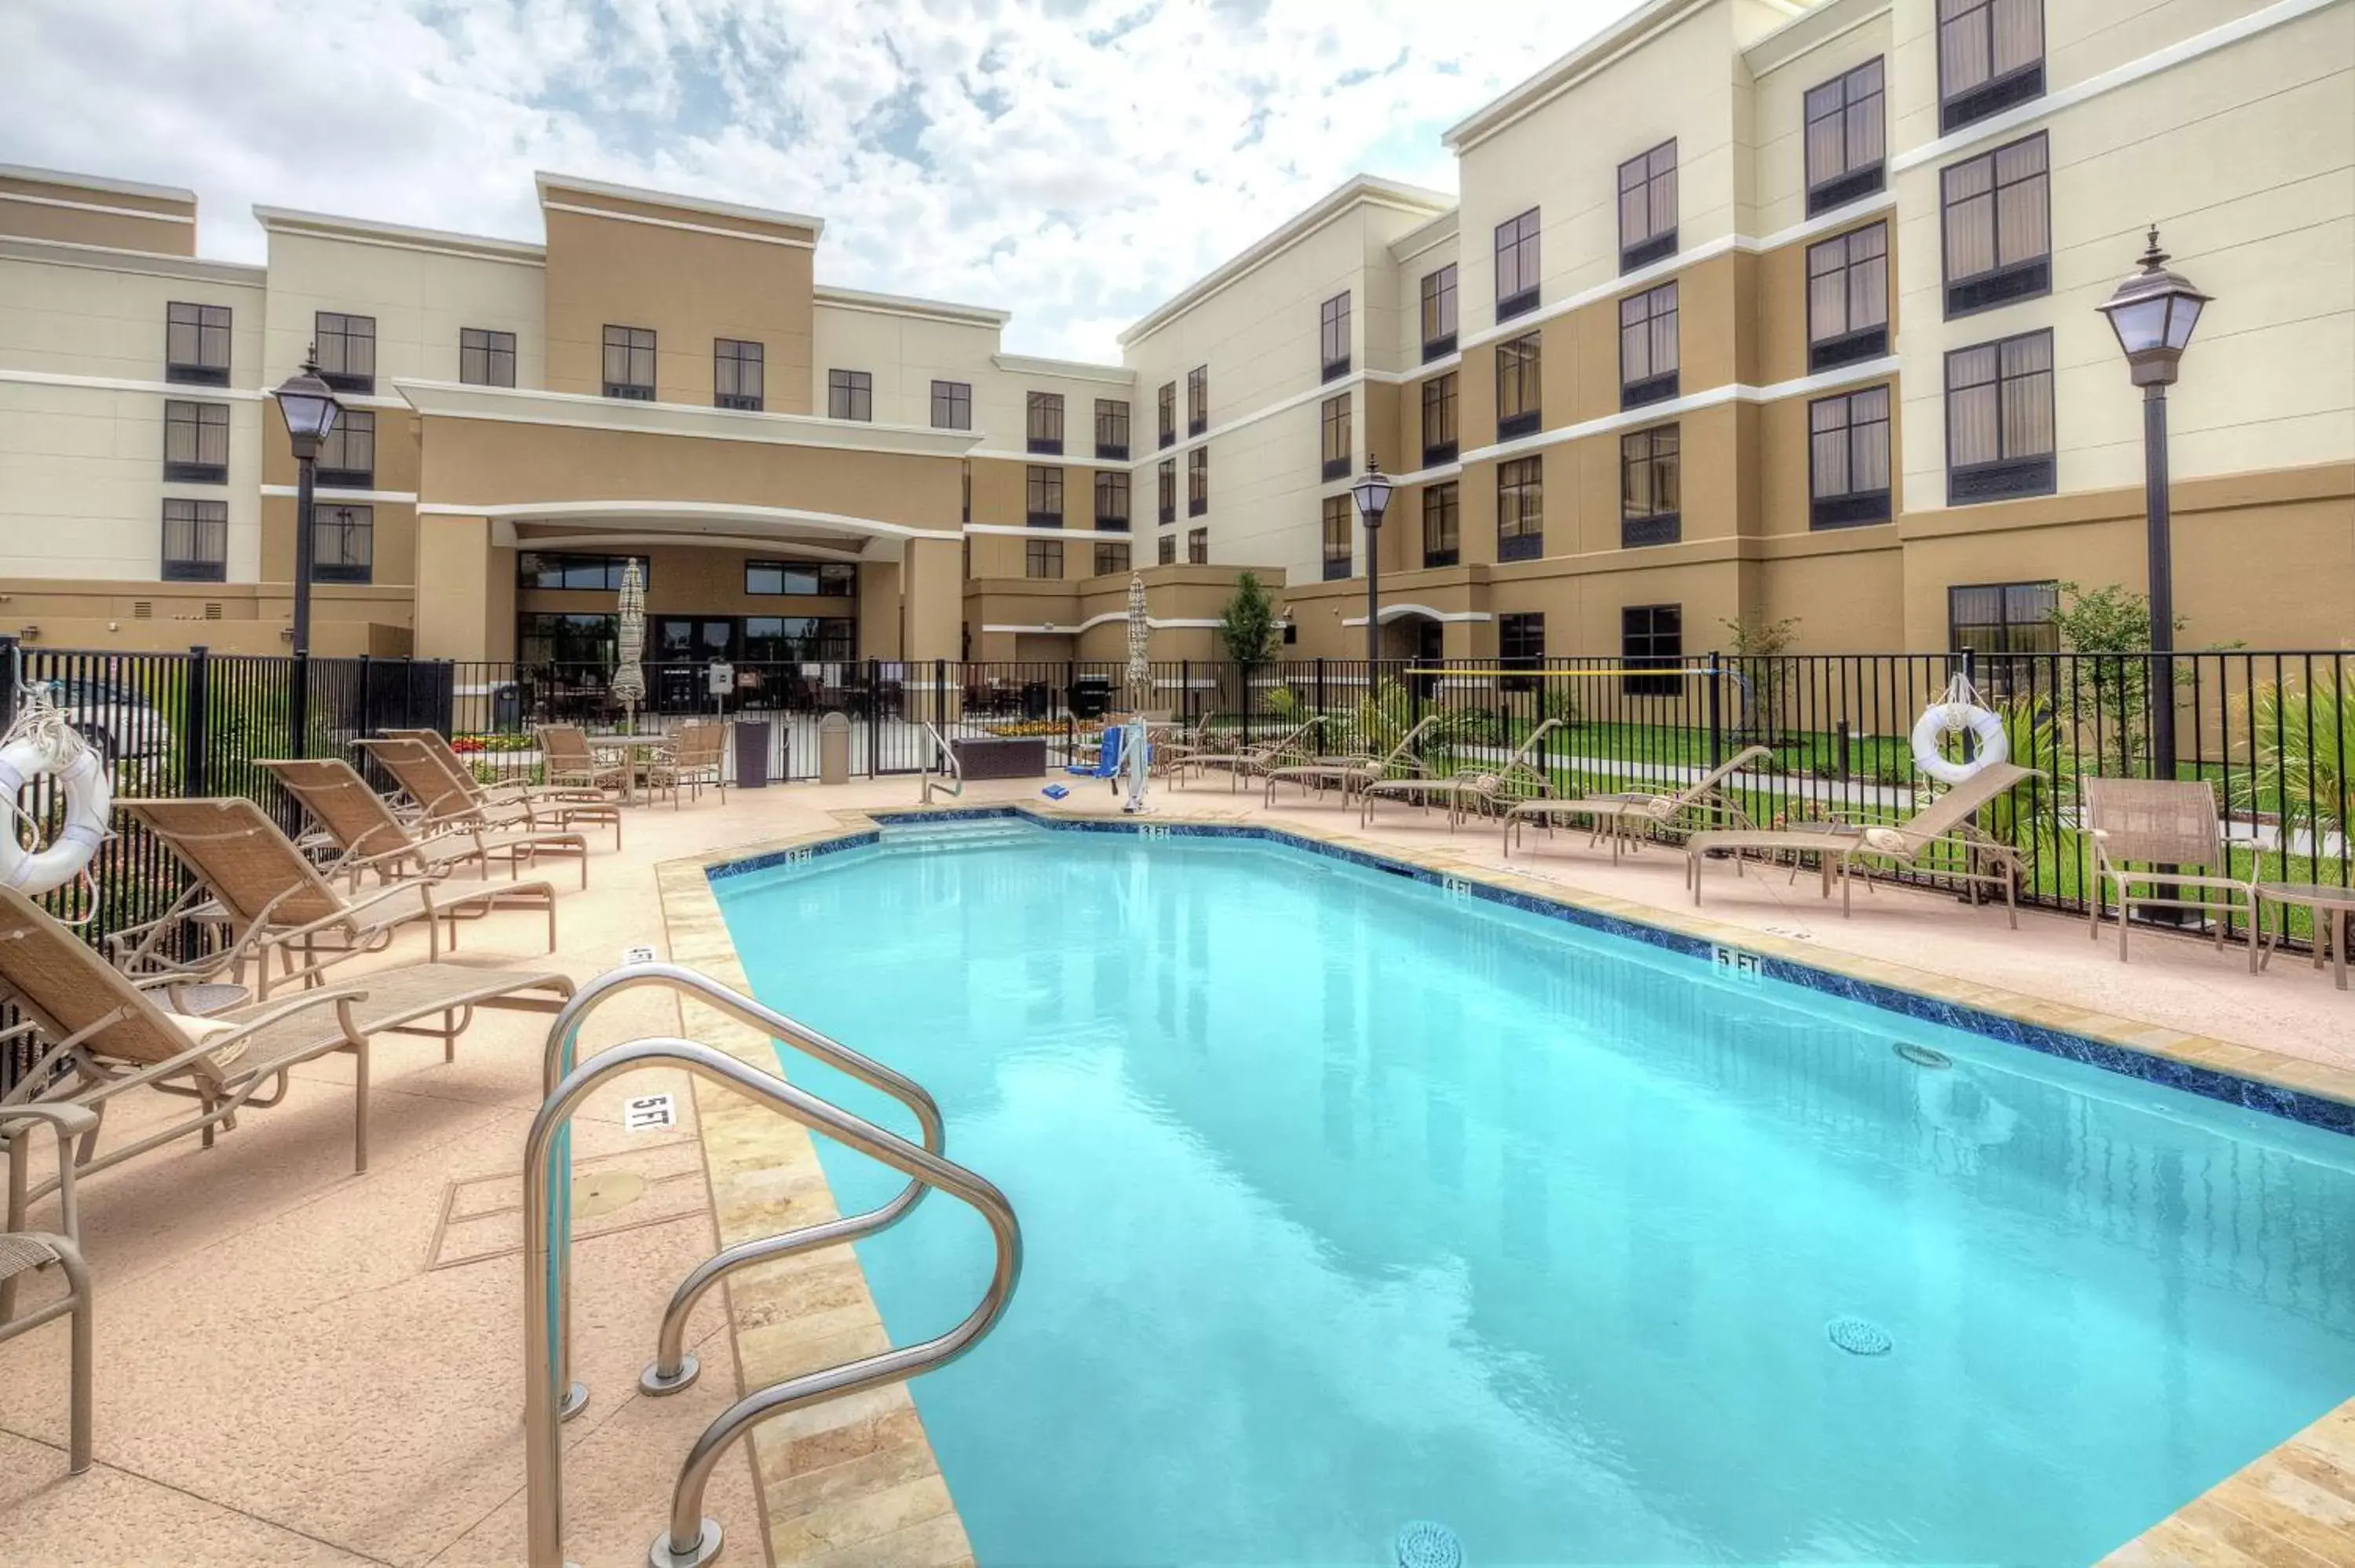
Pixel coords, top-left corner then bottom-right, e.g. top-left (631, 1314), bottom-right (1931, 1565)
top-left (2238, 664), bottom-right (2351, 845)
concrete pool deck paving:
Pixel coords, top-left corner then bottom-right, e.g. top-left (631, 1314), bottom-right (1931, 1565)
top-left (0, 772), bottom-right (2346, 1565)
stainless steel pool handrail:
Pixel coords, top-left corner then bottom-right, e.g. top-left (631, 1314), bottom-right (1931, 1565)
top-left (537, 963), bottom-right (947, 1416)
top-left (524, 1036), bottom-right (1020, 1568)
top-left (920, 720), bottom-right (964, 804)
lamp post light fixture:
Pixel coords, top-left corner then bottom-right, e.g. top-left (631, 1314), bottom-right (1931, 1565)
top-left (2095, 226), bottom-right (2209, 782)
top-left (272, 354), bottom-right (343, 660)
top-left (1349, 454), bottom-right (1394, 669)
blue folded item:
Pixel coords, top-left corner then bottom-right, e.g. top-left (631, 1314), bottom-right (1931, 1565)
top-left (1039, 784), bottom-right (1070, 800)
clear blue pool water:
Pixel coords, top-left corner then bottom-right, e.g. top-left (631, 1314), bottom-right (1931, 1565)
top-left (714, 821), bottom-right (2355, 1566)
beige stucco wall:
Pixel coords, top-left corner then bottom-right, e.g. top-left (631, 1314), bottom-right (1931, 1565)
top-left (0, 170), bottom-right (197, 257)
top-left (258, 226), bottom-right (546, 392)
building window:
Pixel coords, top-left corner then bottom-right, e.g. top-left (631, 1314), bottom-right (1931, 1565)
top-left (1949, 579), bottom-right (2059, 696)
top-left (1320, 394), bottom-right (1352, 482)
top-left (1188, 527), bottom-right (1208, 565)
top-left (1418, 374), bottom-right (1459, 468)
top-left (1938, 0), bottom-right (2045, 133)
top-left (1807, 224), bottom-right (1889, 370)
top-left (1421, 264), bottom-right (1458, 359)
top-left (1158, 459), bottom-right (1177, 525)
top-left (1094, 470), bottom-right (1130, 529)
top-left (1495, 333), bottom-right (1541, 442)
top-left (1422, 481), bottom-right (1459, 568)
top-left (1494, 207), bottom-right (1541, 321)
top-left (1500, 613), bottom-right (1545, 692)
top-left (1942, 133), bottom-right (2050, 317)
top-left (1158, 533), bottom-right (1176, 566)
top-left (163, 399), bottom-right (229, 483)
top-left (1186, 366), bottom-right (1207, 436)
top-left (1809, 387), bottom-right (1893, 529)
top-left (1620, 425), bottom-right (1681, 548)
top-left (316, 408), bottom-right (374, 488)
top-left (1025, 538), bottom-right (1062, 579)
top-left (931, 380), bottom-right (972, 430)
top-left (161, 498), bottom-right (227, 582)
top-left (961, 460), bottom-right (971, 525)
top-left (165, 302), bottom-right (231, 386)
top-left (517, 611), bottom-right (618, 668)
top-left (714, 339), bottom-right (764, 410)
top-left (744, 560), bottom-right (856, 596)
top-left (315, 312), bottom-right (376, 393)
top-left (1497, 456), bottom-right (1543, 562)
top-left (1094, 542), bottom-right (1130, 576)
top-left (1095, 398), bottom-right (1130, 459)
top-left (1158, 381), bottom-right (1176, 447)
top-left (312, 503), bottom-right (373, 584)
top-left (827, 369), bottom-right (873, 421)
top-left (1187, 448), bottom-right (1207, 516)
top-left (1027, 391), bottom-right (1064, 454)
top-left (1026, 465), bottom-right (1064, 527)
top-left (520, 552), bottom-right (651, 592)
top-left (603, 325), bottom-right (655, 399)
top-left (1320, 292), bottom-right (1351, 381)
top-left (1622, 604), bottom-right (1683, 696)
top-left (1946, 330), bottom-right (2055, 504)
top-left (1805, 58), bottom-right (1887, 214)
top-left (1321, 494), bottom-right (1353, 581)
top-left (742, 616), bottom-right (856, 664)
top-left (460, 327), bottom-right (517, 388)
top-left (1618, 140), bottom-right (1678, 272)
top-left (1620, 283), bottom-right (1679, 409)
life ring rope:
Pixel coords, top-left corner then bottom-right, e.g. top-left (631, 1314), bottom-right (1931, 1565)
top-left (1911, 673), bottom-right (2010, 786)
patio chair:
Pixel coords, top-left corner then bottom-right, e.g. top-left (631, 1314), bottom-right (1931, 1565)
top-left (259, 757), bottom-right (590, 890)
top-left (535, 724), bottom-right (629, 798)
top-left (1265, 715), bottom-right (1444, 808)
top-left (644, 720), bottom-right (728, 809)
top-left (1361, 719), bottom-right (1563, 830)
top-left (1504, 745), bottom-right (1775, 863)
top-left (2082, 777), bottom-right (2259, 968)
top-left (1685, 761), bottom-right (2036, 926)
top-left (0, 1101), bottom-right (94, 1475)
top-left (380, 728), bottom-right (539, 809)
top-left (360, 736), bottom-right (622, 849)
top-left (1178, 717), bottom-right (1324, 792)
top-left (112, 797), bottom-right (558, 994)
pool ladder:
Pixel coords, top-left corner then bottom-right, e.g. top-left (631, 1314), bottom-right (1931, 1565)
top-left (524, 963), bottom-right (1021, 1568)
top-left (919, 720), bottom-right (965, 804)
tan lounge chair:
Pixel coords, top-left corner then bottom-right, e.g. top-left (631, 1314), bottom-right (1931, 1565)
top-left (1686, 761), bottom-right (2036, 925)
top-left (261, 757), bottom-right (590, 889)
top-left (644, 720), bottom-right (728, 808)
top-left (360, 736), bottom-right (622, 848)
top-left (1504, 744), bottom-right (1774, 863)
top-left (114, 797), bottom-right (558, 992)
top-left (1360, 719), bottom-right (1564, 830)
top-left (381, 727), bottom-right (540, 808)
top-left (1180, 717), bottom-right (1324, 792)
top-left (1265, 715), bottom-right (1444, 808)
top-left (2083, 777), bottom-right (2258, 967)
top-left (536, 724), bottom-right (630, 797)
top-left (0, 1101), bottom-right (94, 1473)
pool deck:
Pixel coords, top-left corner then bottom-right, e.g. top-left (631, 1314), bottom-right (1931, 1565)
top-left (0, 771), bottom-right (2349, 1566)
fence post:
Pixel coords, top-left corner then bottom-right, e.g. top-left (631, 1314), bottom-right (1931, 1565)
top-left (867, 658), bottom-right (882, 778)
top-left (288, 651), bottom-right (311, 760)
top-left (1316, 658), bottom-right (1327, 718)
top-left (181, 645), bottom-right (211, 795)
top-left (1181, 658), bottom-right (1192, 726)
top-left (1706, 649), bottom-right (1723, 770)
top-left (0, 635), bottom-right (17, 736)
top-left (934, 658), bottom-right (947, 735)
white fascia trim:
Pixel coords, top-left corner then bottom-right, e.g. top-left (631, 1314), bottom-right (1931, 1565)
top-left (0, 366), bottom-right (262, 400)
top-left (1366, 350), bottom-right (1462, 385)
top-left (252, 204), bottom-right (545, 265)
top-left (1444, 0), bottom-right (1711, 152)
top-left (1893, 0), bottom-right (2344, 173)
top-left (0, 162), bottom-right (195, 204)
top-left (1455, 357), bottom-right (1899, 467)
top-left (971, 447), bottom-right (1132, 472)
top-left (0, 235), bottom-right (266, 287)
top-left (1341, 604), bottom-right (1493, 627)
top-left (260, 484), bottom-right (417, 504)
top-left (1389, 460), bottom-right (1466, 489)
top-left (495, 523), bottom-right (868, 562)
top-left (1133, 374), bottom-right (1356, 469)
top-left (963, 522), bottom-right (1134, 541)
top-left (534, 171), bottom-right (825, 237)
top-left (539, 202), bottom-right (815, 250)
top-left (1741, 0), bottom-right (1893, 77)
top-left (0, 190), bottom-right (195, 224)
top-left (990, 352), bottom-right (1133, 385)
top-left (392, 378), bottom-right (981, 458)
top-left (816, 285), bottom-right (1010, 327)
top-left (418, 497), bottom-right (954, 542)
top-left (279, 388), bottom-right (409, 412)
top-left (1389, 210), bottom-right (1461, 267)
top-left (982, 613), bottom-right (1220, 635)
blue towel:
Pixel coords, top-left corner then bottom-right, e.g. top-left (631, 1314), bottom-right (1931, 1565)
top-left (1040, 784), bottom-right (1070, 800)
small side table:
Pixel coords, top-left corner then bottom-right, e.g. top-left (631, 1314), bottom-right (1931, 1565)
top-left (2255, 882), bottom-right (2355, 992)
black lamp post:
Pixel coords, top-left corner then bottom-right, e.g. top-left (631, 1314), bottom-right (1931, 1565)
top-left (2095, 226), bottom-right (2209, 781)
top-left (1349, 454), bottom-right (1393, 669)
top-left (272, 354), bottom-right (343, 658)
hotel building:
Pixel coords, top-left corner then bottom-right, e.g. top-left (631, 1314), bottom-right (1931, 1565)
top-left (0, 0), bottom-right (2348, 673)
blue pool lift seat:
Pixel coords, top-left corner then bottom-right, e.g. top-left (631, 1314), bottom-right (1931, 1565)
top-left (1068, 725), bottom-right (1146, 791)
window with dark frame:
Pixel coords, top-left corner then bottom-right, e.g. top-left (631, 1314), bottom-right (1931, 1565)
top-left (827, 369), bottom-right (873, 421)
top-left (1094, 542), bottom-right (1130, 576)
top-left (743, 560), bottom-right (856, 596)
top-left (1025, 538), bottom-right (1062, 579)
top-left (1495, 333), bottom-right (1541, 441)
top-left (1618, 140), bottom-right (1679, 272)
top-left (1095, 398), bottom-right (1130, 459)
top-left (316, 407), bottom-right (374, 488)
top-left (1948, 579), bottom-right (2059, 697)
top-left (161, 498), bottom-right (227, 582)
top-left (315, 312), bottom-right (376, 393)
top-left (740, 616), bottom-right (856, 664)
top-left (1494, 208), bottom-right (1541, 321)
top-left (1941, 133), bottom-right (2050, 316)
top-left (1027, 391), bottom-right (1064, 454)
top-left (460, 327), bottom-right (517, 388)
top-left (926, 380), bottom-right (973, 432)
top-left (1422, 481), bottom-right (1459, 568)
top-left (1497, 456), bottom-right (1543, 562)
top-left (714, 338), bottom-right (764, 410)
top-left (603, 325), bottom-right (655, 399)
top-left (1187, 448), bottom-right (1207, 516)
top-left (166, 302), bottom-right (231, 385)
top-left (1320, 292), bottom-right (1352, 381)
top-left (1158, 459), bottom-right (1176, 525)
top-left (1621, 603), bottom-right (1683, 696)
top-left (1805, 58), bottom-right (1887, 214)
top-left (1320, 394), bottom-right (1352, 482)
top-left (1186, 366), bottom-right (1207, 436)
top-left (1809, 386), bottom-right (1893, 528)
top-left (961, 460), bottom-right (971, 525)
top-left (1158, 533), bottom-right (1176, 566)
top-left (520, 552), bottom-right (652, 592)
top-left (1421, 264), bottom-right (1458, 359)
top-left (1937, 0), bottom-right (2045, 133)
top-left (1499, 613), bottom-right (1545, 693)
top-left (1807, 223), bottom-right (1889, 370)
top-left (1620, 425), bottom-right (1681, 548)
top-left (1026, 465), bottom-right (1064, 527)
top-left (311, 503), bottom-right (373, 584)
top-left (1322, 494), bottom-right (1352, 581)
top-left (1422, 373), bottom-right (1459, 467)
top-left (516, 611), bottom-right (619, 669)
top-left (1187, 527), bottom-right (1207, 565)
top-left (163, 399), bottom-right (229, 483)
top-left (1946, 330), bottom-right (2055, 504)
top-left (1620, 283), bottom-right (1679, 409)
top-left (1158, 381), bottom-right (1176, 447)
top-left (1094, 470), bottom-right (1130, 529)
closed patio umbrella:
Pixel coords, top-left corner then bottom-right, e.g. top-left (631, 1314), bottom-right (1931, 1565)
top-left (611, 557), bottom-right (647, 733)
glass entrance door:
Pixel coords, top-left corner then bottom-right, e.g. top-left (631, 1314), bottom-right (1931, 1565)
top-left (653, 616), bottom-right (738, 711)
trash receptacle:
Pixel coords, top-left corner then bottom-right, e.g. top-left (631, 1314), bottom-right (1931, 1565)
top-left (1021, 682), bottom-right (1050, 720)
top-left (819, 711), bottom-right (852, 786)
top-left (733, 719), bottom-right (772, 789)
top-left (491, 683), bottom-right (521, 731)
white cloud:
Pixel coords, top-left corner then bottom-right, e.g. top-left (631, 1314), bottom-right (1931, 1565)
top-left (0, 0), bottom-right (1643, 359)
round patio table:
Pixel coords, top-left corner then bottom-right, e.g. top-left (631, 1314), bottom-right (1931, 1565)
top-left (585, 735), bottom-right (663, 807)
top-left (2255, 882), bottom-right (2355, 992)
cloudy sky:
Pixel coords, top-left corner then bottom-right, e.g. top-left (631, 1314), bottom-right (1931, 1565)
top-left (1, 0), bottom-right (1644, 361)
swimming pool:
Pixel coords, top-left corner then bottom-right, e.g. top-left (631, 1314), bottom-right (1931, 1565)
top-left (713, 816), bottom-right (2355, 1565)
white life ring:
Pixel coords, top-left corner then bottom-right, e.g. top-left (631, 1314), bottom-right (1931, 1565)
top-left (0, 733), bottom-right (111, 895)
top-left (1911, 701), bottom-right (2008, 786)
